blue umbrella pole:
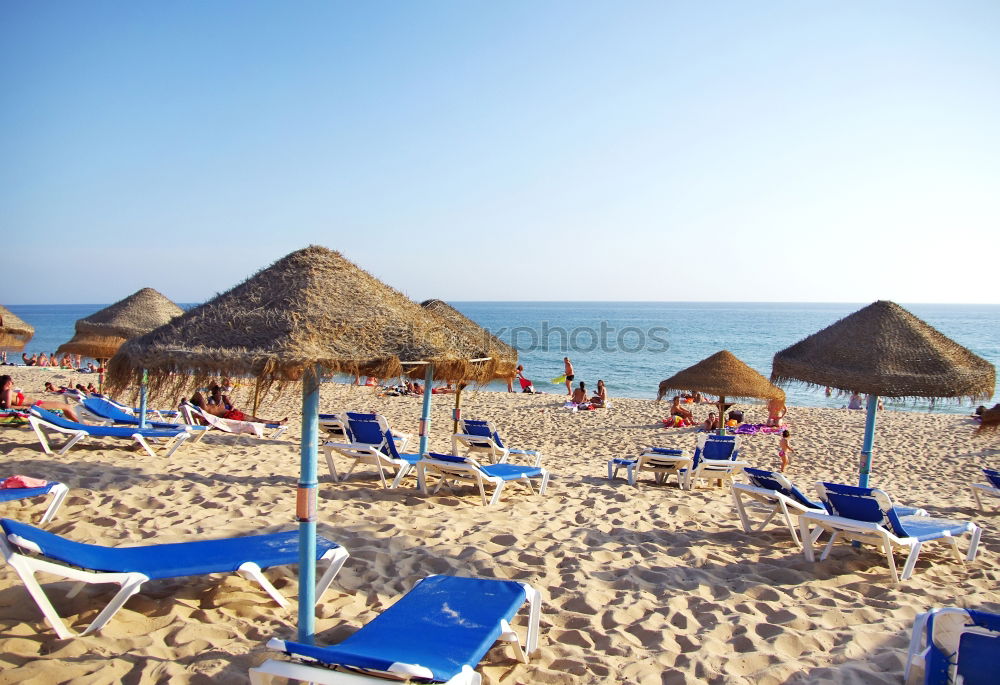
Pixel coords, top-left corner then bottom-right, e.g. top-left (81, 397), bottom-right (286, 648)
top-left (418, 364), bottom-right (435, 455)
top-left (858, 394), bottom-right (879, 488)
top-left (138, 369), bottom-right (148, 429)
top-left (297, 367), bottom-right (321, 643)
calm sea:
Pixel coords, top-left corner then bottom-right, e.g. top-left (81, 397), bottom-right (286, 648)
top-left (5, 302), bottom-right (998, 414)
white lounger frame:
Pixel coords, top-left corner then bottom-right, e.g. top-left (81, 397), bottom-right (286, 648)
top-left (732, 481), bottom-right (824, 548)
top-left (249, 580), bottom-right (541, 685)
top-left (799, 503), bottom-right (982, 584)
top-left (970, 481), bottom-right (999, 512)
top-left (1, 532), bottom-right (349, 639)
top-left (322, 442), bottom-right (415, 489)
top-left (452, 426), bottom-right (544, 467)
top-left (416, 456), bottom-right (550, 506)
top-left (29, 413), bottom-right (191, 458)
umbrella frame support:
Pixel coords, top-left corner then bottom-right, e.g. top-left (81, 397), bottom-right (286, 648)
top-left (858, 393), bottom-right (879, 488)
top-left (297, 365), bottom-right (321, 643)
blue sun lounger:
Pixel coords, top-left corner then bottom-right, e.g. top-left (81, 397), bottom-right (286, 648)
top-left (0, 482), bottom-right (69, 525)
top-left (80, 397), bottom-right (207, 440)
top-left (416, 453), bottom-right (549, 506)
top-left (250, 575), bottom-right (541, 684)
top-left (0, 518), bottom-right (349, 638)
top-left (452, 418), bottom-right (543, 467)
top-left (323, 415), bottom-right (421, 488)
top-left (970, 467), bottom-right (1000, 512)
top-left (905, 608), bottom-right (1000, 684)
top-left (732, 468), bottom-right (926, 548)
top-left (800, 482), bottom-right (982, 584)
top-left (29, 406), bottom-right (192, 458)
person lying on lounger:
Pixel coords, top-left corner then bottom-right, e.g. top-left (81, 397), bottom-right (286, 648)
top-left (1, 375), bottom-right (82, 422)
top-left (187, 391), bottom-right (286, 425)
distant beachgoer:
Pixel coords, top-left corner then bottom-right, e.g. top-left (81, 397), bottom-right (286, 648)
top-left (728, 409), bottom-right (744, 425)
top-left (824, 386), bottom-right (832, 397)
top-left (188, 392), bottom-right (286, 424)
top-left (571, 381), bottom-right (588, 404)
top-left (590, 379), bottom-right (607, 408)
top-left (778, 429), bottom-right (794, 472)
top-left (847, 393), bottom-right (863, 410)
top-left (866, 394), bottom-right (884, 411)
top-left (86, 383), bottom-right (98, 394)
top-left (0, 375), bottom-right (81, 422)
top-left (564, 357), bottom-right (574, 396)
top-left (766, 398), bottom-right (787, 426)
top-left (207, 384), bottom-right (234, 411)
top-left (22, 353), bottom-right (34, 366)
top-left (702, 412), bottom-right (719, 432)
top-left (670, 396), bottom-right (694, 425)
top-left (507, 365), bottom-right (524, 393)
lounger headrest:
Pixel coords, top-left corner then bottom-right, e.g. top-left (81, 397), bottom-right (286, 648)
top-left (427, 452), bottom-right (468, 463)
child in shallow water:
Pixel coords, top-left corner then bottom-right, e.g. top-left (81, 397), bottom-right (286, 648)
top-left (778, 429), bottom-right (794, 472)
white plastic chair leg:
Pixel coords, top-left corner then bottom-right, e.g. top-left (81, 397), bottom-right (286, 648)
top-left (322, 447), bottom-right (339, 481)
top-left (39, 483), bottom-right (69, 525)
top-left (315, 547), bottom-right (350, 602)
top-left (897, 540), bottom-right (918, 582)
top-left (733, 490), bottom-right (753, 533)
top-left (488, 480), bottom-right (504, 506)
top-left (800, 518), bottom-right (815, 561)
top-left (238, 562), bottom-right (290, 608)
top-left (538, 470), bottom-right (550, 495)
top-left (80, 574), bottom-right (148, 635)
top-left (390, 464), bottom-right (411, 489)
top-left (58, 431), bottom-right (87, 456)
top-left (819, 531), bottom-right (838, 560)
top-left (967, 524), bottom-right (982, 562)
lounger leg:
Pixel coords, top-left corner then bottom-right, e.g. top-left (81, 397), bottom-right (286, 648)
top-left (39, 483), bottom-right (69, 525)
top-left (896, 541), bottom-right (916, 582)
top-left (800, 518), bottom-right (815, 561)
top-left (58, 432), bottom-right (87, 456)
top-left (237, 562), bottom-right (290, 609)
top-left (322, 447), bottom-right (339, 481)
top-left (966, 524), bottom-right (982, 562)
top-left (342, 459), bottom-right (361, 482)
top-left (819, 531), bottom-right (837, 560)
top-left (487, 480), bottom-right (503, 506)
top-left (6, 555), bottom-right (77, 639)
top-left (971, 486), bottom-right (983, 511)
top-left (538, 470), bottom-right (550, 495)
top-left (733, 490), bottom-right (753, 533)
top-left (390, 464), bottom-right (411, 489)
top-left (163, 432), bottom-right (190, 458)
top-left (607, 460), bottom-right (615, 481)
top-left (777, 501), bottom-right (800, 547)
top-left (81, 574), bottom-right (149, 635)
top-left (315, 547), bottom-right (350, 603)
top-left (29, 419), bottom-right (55, 455)
top-left (132, 434), bottom-right (160, 458)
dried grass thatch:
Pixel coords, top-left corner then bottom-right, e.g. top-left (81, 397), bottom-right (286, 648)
top-left (771, 300), bottom-right (995, 402)
top-left (0, 305), bottom-right (34, 350)
top-left (58, 288), bottom-right (184, 360)
top-left (657, 350), bottom-right (785, 402)
top-left (419, 299), bottom-right (517, 382)
top-left (107, 246), bottom-right (514, 400)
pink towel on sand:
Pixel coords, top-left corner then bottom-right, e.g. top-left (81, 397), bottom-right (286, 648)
top-left (1, 475), bottom-right (49, 489)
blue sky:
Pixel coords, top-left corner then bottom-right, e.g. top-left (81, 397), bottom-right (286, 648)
top-left (3, 1), bottom-right (998, 305)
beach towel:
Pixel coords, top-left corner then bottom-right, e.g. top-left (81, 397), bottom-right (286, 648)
top-left (1, 475), bottom-right (48, 489)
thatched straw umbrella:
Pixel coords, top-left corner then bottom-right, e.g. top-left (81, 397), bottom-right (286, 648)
top-left (107, 245), bottom-right (512, 642)
top-left (0, 305), bottom-right (34, 351)
top-left (657, 350), bottom-right (785, 435)
top-left (57, 288), bottom-right (184, 392)
top-left (420, 299), bottom-right (517, 431)
top-left (771, 300), bottom-right (995, 486)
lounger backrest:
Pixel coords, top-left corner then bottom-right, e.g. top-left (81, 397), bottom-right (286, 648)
top-left (744, 468), bottom-right (820, 509)
top-left (924, 608), bottom-right (1000, 685)
top-left (815, 482), bottom-right (902, 531)
top-left (346, 418), bottom-right (386, 448)
top-left (984, 468), bottom-right (1000, 490)
top-left (462, 419), bottom-right (505, 449)
top-left (82, 397), bottom-right (133, 422)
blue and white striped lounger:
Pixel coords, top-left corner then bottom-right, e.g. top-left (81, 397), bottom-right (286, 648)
top-left (0, 482), bottom-right (69, 525)
top-left (416, 453), bottom-right (549, 506)
top-left (0, 518), bottom-right (349, 638)
top-left (251, 575), bottom-right (541, 684)
top-left (800, 482), bottom-right (982, 584)
top-left (29, 406), bottom-right (192, 458)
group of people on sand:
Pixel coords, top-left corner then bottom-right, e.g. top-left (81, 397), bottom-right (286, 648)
top-left (0, 374), bottom-right (82, 422)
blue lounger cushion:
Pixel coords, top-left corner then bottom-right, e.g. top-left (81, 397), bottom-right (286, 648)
top-left (894, 516), bottom-right (976, 542)
top-left (1, 519), bottom-right (341, 580)
top-left (32, 407), bottom-right (186, 439)
top-left (276, 575), bottom-right (527, 682)
top-left (82, 397), bottom-right (204, 431)
top-left (0, 483), bottom-right (60, 503)
top-left (427, 453), bottom-right (542, 480)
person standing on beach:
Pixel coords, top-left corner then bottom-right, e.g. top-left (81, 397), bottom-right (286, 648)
top-left (778, 429), bottom-right (794, 472)
top-left (564, 357), bottom-right (574, 396)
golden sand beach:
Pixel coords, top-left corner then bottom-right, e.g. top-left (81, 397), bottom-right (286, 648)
top-left (0, 366), bottom-right (996, 684)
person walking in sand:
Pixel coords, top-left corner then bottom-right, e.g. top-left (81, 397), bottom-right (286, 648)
top-left (563, 357), bottom-right (574, 396)
top-left (778, 429), bottom-right (794, 472)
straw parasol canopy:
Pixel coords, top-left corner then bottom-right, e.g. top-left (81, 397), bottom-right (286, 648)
top-left (419, 299), bottom-right (517, 382)
top-left (58, 288), bottom-right (185, 361)
top-left (770, 300), bottom-right (995, 402)
top-left (0, 305), bottom-right (34, 350)
top-left (107, 246), bottom-right (515, 399)
top-left (657, 350), bottom-right (785, 403)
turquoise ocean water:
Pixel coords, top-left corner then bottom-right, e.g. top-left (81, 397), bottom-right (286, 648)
top-left (5, 302), bottom-right (998, 414)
